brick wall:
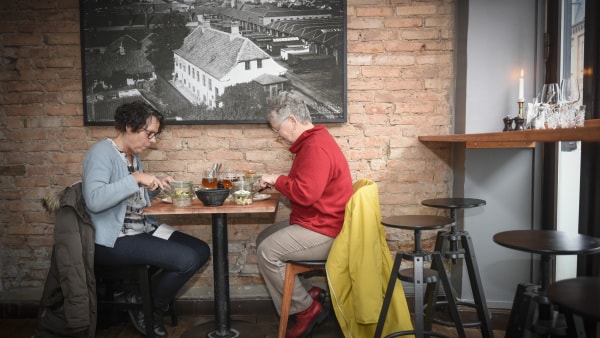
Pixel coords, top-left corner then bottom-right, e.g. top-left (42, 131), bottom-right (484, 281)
top-left (0, 0), bottom-right (453, 302)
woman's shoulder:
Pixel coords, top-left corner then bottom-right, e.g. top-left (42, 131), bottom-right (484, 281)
top-left (89, 138), bottom-right (113, 152)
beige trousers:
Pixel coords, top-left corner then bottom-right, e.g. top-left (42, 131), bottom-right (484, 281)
top-left (256, 220), bottom-right (333, 315)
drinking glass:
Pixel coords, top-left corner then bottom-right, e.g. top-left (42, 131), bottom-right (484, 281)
top-left (220, 169), bottom-right (239, 189)
top-left (202, 168), bottom-right (218, 188)
top-left (559, 78), bottom-right (580, 105)
top-left (575, 105), bottom-right (586, 127)
top-left (541, 83), bottom-right (559, 107)
top-left (546, 108), bottom-right (559, 129)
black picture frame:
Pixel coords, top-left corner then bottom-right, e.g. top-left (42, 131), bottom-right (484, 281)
top-left (79, 0), bottom-right (347, 125)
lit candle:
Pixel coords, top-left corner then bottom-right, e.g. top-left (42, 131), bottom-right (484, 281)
top-left (518, 69), bottom-right (524, 102)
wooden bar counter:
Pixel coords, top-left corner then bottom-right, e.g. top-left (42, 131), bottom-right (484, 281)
top-left (418, 119), bottom-right (600, 148)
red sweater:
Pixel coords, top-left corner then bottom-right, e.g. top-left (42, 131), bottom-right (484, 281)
top-left (274, 125), bottom-right (354, 238)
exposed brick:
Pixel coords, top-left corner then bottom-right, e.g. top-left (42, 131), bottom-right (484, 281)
top-left (0, 0), bottom-right (455, 300)
top-left (355, 6), bottom-right (395, 17)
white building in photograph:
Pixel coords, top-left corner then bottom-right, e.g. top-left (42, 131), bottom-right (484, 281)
top-left (173, 21), bottom-right (287, 108)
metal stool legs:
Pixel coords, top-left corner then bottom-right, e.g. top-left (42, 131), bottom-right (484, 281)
top-left (375, 234), bottom-right (466, 338)
top-left (424, 229), bottom-right (494, 337)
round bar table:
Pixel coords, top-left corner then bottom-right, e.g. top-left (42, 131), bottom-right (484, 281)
top-left (493, 230), bottom-right (600, 338)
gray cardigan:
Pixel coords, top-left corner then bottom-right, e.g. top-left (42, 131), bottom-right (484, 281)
top-left (82, 138), bottom-right (153, 247)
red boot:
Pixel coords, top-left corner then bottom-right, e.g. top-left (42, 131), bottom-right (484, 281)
top-left (308, 286), bottom-right (323, 301)
top-left (285, 300), bottom-right (328, 338)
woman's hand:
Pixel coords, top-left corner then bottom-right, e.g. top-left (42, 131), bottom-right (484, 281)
top-left (259, 174), bottom-right (281, 190)
top-left (132, 172), bottom-right (165, 191)
top-left (159, 176), bottom-right (174, 190)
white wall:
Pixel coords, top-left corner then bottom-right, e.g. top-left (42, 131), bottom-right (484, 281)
top-left (455, 0), bottom-right (544, 308)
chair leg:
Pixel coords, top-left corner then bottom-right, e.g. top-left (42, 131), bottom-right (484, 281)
top-left (432, 253), bottom-right (466, 338)
top-left (278, 264), bottom-right (325, 338)
top-left (138, 266), bottom-right (155, 338)
top-left (169, 300), bottom-right (178, 327)
top-left (278, 264), bottom-right (297, 338)
top-left (374, 253), bottom-right (403, 338)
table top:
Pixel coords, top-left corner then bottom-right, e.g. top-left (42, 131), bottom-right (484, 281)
top-left (493, 230), bottom-right (600, 255)
top-left (144, 193), bottom-right (280, 215)
top-left (547, 276), bottom-right (600, 321)
top-left (421, 197), bottom-right (486, 210)
top-left (381, 215), bottom-right (453, 231)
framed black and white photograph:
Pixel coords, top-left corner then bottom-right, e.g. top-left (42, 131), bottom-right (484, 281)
top-left (79, 0), bottom-right (347, 125)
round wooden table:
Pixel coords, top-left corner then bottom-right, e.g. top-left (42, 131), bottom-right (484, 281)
top-left (493, 230), bottom-right (600, 337)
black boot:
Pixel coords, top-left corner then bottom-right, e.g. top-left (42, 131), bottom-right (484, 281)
top-left (127, 309), bottom-right (168, 337)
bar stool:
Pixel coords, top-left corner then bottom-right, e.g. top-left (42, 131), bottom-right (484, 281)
top-left (493, 230), bottom-right (600, 338)
top-left (375, 215), bottom-right (466, 338)
top-left (421, 198), bottom-right (494, 337)
top-left (546, 276), bottom-right (600, 338)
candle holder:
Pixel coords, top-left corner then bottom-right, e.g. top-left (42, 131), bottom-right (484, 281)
top-left (518, 101), bottom-right (524, 118)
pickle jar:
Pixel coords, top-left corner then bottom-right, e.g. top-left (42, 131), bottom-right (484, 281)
top-left (170, 181), bottom-right (193, 207)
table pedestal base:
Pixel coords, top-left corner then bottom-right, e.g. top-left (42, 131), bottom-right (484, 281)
top-left (505, 283), bottom-right (568, 338)
top-left (181, 317), bottom-right (264, 338)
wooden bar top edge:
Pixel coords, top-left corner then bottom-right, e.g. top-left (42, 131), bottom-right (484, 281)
top-left (145, 192), bottom-right (280, 215)
top-left (419, 121), bottom-right (600, 145)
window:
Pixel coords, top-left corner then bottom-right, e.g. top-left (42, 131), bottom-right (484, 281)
top-left (560, 0), bottom-right (584, 104)
top-left (257, 59), bottom-right (262, 69)
top-left (245, 61), bottom-right (250, 70)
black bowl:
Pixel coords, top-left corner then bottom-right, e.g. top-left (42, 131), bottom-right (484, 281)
top-left (195, 188), bottom-right (230, 206)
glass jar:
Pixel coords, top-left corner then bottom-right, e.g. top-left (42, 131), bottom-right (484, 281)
top-left (170, 181), bottom-right (193, 207)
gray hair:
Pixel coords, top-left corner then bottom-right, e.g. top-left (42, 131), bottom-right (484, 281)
top-left (267, 91), bottom-right (312, 124)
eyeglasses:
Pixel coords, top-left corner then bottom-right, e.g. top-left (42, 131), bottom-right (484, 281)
top-left (141, 128), bottom-right (158, 140)
top-left (271, 117), bottom-right (290, 133)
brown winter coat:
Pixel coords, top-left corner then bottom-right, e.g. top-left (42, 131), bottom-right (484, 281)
top-left (35, 182), bottom-right (97, 338)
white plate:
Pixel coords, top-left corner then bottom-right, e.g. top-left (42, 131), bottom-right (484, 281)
top-left (252, 193), bottom-right (271, 201)
top-left (161, 197), bottom-right (172, 204)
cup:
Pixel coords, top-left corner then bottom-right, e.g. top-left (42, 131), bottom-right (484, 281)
top-left (546, 108), bottom-right (559, 129)
top-left (243, 170), bottom-right (260, 190)
top-left (220, 169), bottom-right (239, 189)
top-left (533, 105), bottom-right (547, 129)
top-left (232, 190), bottom-right (253, 205)
top-left (231, 180), bottom-right (254, 194)
top-left (202, 169), bottom-right (218, 189)
top-left (575, 105), bottom-right (586, 128)
top-left (170, 181), bottom-right (193, 207)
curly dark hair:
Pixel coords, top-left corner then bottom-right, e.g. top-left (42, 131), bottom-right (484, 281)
top-left (113, 101), bottom-right (165, 135)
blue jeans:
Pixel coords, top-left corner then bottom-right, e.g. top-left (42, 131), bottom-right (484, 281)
top-left (95, 231), bottom-right (210, 311)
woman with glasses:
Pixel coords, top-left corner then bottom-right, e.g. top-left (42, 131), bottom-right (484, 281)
top-left (82, 101), bottom-right (210, 337)
top-left (256, 91), bottom-right (354, 338)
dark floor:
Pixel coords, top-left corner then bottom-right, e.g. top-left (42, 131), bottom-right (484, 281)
top-left (1, 300), bottom-right (507, 338)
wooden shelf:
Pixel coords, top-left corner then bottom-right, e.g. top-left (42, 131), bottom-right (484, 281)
top-left (419, 120), bottom-right (600, 148)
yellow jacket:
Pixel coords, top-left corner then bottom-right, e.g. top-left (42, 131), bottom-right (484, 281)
top-left (326, 179), bottom-right (413, 338)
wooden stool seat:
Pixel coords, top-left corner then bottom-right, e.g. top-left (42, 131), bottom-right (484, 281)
top-left (547, 276), bottom-right (600, 321)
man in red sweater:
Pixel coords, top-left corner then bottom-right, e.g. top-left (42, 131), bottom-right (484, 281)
top-left (256, 91), bottom-right (354, 338)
